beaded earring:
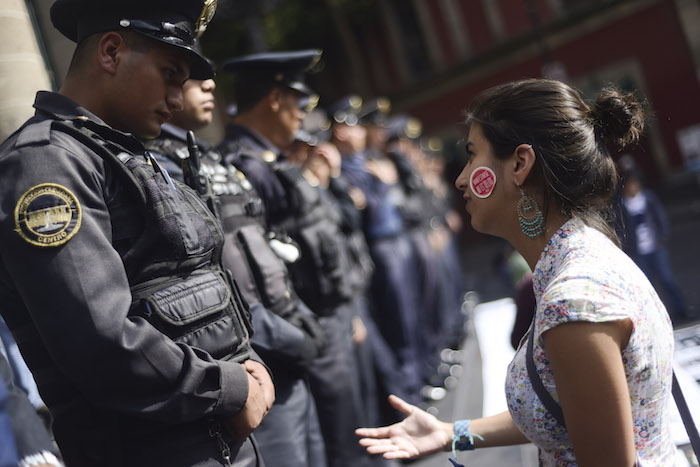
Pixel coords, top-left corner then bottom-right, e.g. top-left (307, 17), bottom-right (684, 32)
top-left (517, 186), bottom-right (544, 237)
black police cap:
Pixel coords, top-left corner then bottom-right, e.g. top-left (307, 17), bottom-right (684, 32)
top-left (385, 114), bottom-right (423, 141)
top-left (50, 0), bottom-right (217, 80)
top-left (221, 49), bottom-right (322, 96)
top-left (359, 97), bottom-right (391, 126)
top-left (326, 95), bottom-right (363, 127)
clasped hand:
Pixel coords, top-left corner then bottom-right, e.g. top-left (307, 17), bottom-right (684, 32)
top-left (225, 360), bottom-right (275, 440)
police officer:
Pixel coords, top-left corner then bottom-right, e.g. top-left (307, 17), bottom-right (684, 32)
top-left (330, 96), bottom-right (424, 406)
top-left (144, 76), bottom-right (328, 467)
top-left (0, 1), bottom-right (274, 466)
top-left (217, 51), bottom-right (372, 467)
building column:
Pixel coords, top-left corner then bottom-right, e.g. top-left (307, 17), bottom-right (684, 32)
top-left (0, 0), bottom-right (51, 141)
top-left (674, 0), bottom-right (700, 84)
top-left (378, 0), bottom-right (411, 86)
top-left (481, 0), bottom-right (506, 42)
top-left (411, 0), bottom-right (445, 69)
top-left (440, 0), bottom-right (472, 60)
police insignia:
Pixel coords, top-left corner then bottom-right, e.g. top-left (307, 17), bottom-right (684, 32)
top-left (262, 150), bottom-right (277, 162)
top-left (195, 0), bottom-right (217, 37)
top-left (14, 184), bottom-right (82, 247)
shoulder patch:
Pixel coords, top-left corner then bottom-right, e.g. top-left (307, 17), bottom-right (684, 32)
top-left (14, 183), bottom-right (82, 247)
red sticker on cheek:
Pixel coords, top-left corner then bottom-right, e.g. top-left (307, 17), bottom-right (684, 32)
top-left (469, 166), bottom-right (497, 198)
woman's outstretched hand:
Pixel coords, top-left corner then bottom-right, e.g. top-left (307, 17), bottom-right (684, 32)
top-left (355, 394), bottom-right (452, 460)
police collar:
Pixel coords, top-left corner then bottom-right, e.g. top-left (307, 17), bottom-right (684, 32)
top-left (224, 123), bottom-right (280, 158)
top-left (34, 91), bottom-right (145, 154)
top-left (158, 122), bottom-right (212, 152)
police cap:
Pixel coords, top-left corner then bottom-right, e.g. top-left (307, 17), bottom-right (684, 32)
top-left (327, 95), bottom-right (363, 127)
top-left (358, 97), bottom-right (391, 126)
top-left (221, 49), bottom-right (322, 96)
top-left (385, 114), bottom-right (423, 141)
top-left (295, 108), bottom-right (332, 146)
top-left (50, 0), bottom-right (217, 80)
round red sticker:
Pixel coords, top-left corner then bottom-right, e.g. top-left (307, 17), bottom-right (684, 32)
top-left (469, 166), bottom-right (496, 198)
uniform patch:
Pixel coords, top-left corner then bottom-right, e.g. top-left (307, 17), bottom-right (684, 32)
top-left (14, 183), bottom-right (82, 247)
top-left (469, 166), bottom-right (497, 199)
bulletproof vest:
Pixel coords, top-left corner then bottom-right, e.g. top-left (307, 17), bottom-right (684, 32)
top-left (223, 138), bottom-right (354, 315)
top-left (270, 161), bottom-right (354, 315)
top-left (52, 118), bottom-right (254, 364)
top-left (328, 177), bottom-right (374, 295)
top-left (145, 136), bottom-right (298, 318)
top-left (387, 150), bottom-right (432, 230)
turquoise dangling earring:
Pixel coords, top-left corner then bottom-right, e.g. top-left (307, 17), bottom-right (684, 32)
top-left (517, 186), bottom-right (545, 237)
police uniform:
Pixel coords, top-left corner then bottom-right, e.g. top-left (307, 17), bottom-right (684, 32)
top-left (0, 2), bottom-right (267, 466)
top-left (384, 116), bottom-right (466, 378)
top-left (218, 52), bottom-right (373, 467)
top-left (145, 123), bottom-right (328, 467)
top-left (332, 97), bottom-right (425, 406)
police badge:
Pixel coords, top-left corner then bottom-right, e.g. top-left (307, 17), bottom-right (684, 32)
top-left (196, 0), bottom-right (217, 37)
top-left (14, 183), bottom-right (82, 247)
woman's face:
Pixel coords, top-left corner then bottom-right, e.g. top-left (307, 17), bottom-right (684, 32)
top-left (455, 123), bottom-right (511, 236)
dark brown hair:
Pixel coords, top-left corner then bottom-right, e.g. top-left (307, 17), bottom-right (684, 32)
top-left (465, 78), bottom-right (645, 240)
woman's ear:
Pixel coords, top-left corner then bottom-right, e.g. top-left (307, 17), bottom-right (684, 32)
top-left (512, 144), bottom-right (536, 186)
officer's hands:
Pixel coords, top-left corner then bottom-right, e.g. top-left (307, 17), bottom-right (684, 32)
top-left (348, 186), bottom-right (367, 210)
top-left (225, 361), bottom-right (275, 440)
top-left (352, 315), bottom-right (368, 345)
top-left (296, 313), bottom-right (326, 354)
top-left (243, 360), bottom-right (274, 409)
top-left (365, 158), bottom-right (399, 185)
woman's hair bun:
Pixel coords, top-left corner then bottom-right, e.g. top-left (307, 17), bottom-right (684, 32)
top-left (589, 87), bottom-right (646, 150)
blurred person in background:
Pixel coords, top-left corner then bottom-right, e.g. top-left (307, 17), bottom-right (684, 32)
top-left (0, 351), bottom-right (62, 467)
top-left (331, 96), bottom-right (424, 408)
top-left (218, 51), bottom-right (374, 467)
top-left (616, 158), bottom-right (693, 324)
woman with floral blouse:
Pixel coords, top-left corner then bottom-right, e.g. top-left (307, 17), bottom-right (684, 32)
top-left (356, 79), bottom-right (675, 466)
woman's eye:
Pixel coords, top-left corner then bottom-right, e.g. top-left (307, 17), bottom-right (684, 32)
top-left (464, 144), bottom-right (475, 163)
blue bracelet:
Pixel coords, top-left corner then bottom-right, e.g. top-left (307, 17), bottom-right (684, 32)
top-left (451, 419), bottom-right (484, 458)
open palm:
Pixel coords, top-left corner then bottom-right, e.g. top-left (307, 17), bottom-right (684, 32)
top-left (355, 395), bottom-right (451, 460)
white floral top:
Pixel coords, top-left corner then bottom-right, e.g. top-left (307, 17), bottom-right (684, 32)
top-left (505, 218), bottom-right (675, 466)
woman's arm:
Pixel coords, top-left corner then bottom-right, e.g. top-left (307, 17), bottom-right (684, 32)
top-left (355, 396), bottom-right (528, 460)
top-left (542, 319), bottom-right (635, 467)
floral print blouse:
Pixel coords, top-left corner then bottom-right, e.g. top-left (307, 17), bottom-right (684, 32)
top-left (505, 217), bottom-right (676, 466)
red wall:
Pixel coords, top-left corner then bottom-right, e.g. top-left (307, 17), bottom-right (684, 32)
top-left (407, 0), bottom-right (700, 177)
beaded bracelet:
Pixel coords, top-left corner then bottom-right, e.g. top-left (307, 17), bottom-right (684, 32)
top-left (451, 419), bottom-right (484, 458)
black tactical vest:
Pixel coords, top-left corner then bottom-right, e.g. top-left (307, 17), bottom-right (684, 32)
top-left (267, 161), bottom-right (354, 315)
top-left (52, 119), bottom-right (254, 363)
top-left (222, 139), bottom-right (354, 315)
top-left (144, 136), bottom-right (298, 319)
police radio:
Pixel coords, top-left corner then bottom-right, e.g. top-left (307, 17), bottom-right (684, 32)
top-left (183, 131), bottom-right (221, 219)
top-left (183, 130), bottom-right (208, 196)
